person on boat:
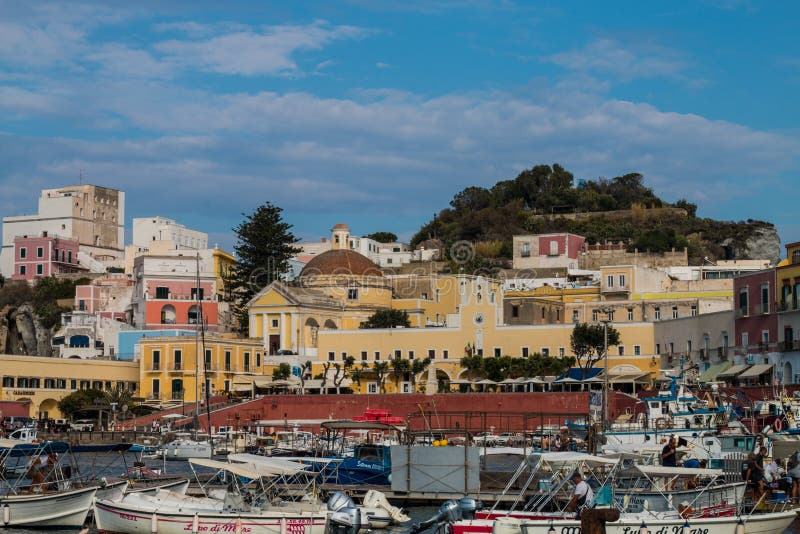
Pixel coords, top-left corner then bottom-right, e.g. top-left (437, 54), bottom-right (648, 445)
top-left (554, 434), bottom-right (562, 450)
top-left (568, 472), bottom-right (594, 519)
top-left (541, 435), bottom-right (549, 451)
top-left (661, 436), bottom-right (678, 467)
top-left (751, 446), bottom-right (767, 500)
top-left (787, 454), bottom-right (800, 503)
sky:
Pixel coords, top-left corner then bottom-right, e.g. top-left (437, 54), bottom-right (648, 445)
top-left (0, 0), bottom-right (798, 251)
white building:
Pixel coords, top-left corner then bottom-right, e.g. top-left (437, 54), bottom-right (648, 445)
top-left (1, 185), bottom-right (125, 276)
top-left (132, 216), bottom-right (208, 250)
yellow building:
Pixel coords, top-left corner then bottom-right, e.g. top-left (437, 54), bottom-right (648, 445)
top-left (138, 334), bottom-right (267, 403)
top-left (0, 355), bottom-right (139, 418)
top-left (212, 247), bottom-right (236, 300)
top-left (777, 241), bottom-right (800, 350)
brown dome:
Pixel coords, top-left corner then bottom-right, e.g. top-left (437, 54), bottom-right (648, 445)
top-left (300, 249), bottom-right (383, 278)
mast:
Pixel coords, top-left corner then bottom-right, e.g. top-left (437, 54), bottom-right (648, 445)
top-left (194, 252), bottom-right (201, 436)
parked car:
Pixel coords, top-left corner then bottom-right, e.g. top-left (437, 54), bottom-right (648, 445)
top-left (70, 419), bottom-right (94, 431)
top-left (52, 418), bottom-right (70, 432)
top-left (275, 349), bottom-right (296, 355)
top-left (2, 416), bottom-right (35, 430)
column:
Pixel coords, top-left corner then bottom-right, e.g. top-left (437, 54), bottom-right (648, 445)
top-left (280, 312), bottom-right (287, 350)
top-left (262, 313), bottom-right (269, 350)
top-left (290, 313), bottom-right (298, 352)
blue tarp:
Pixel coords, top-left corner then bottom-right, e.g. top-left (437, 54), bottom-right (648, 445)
top-left (556, 367), bottom-right (603, 381)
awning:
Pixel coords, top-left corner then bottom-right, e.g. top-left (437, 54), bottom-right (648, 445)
top-left (231, 383), bottom-right (254, 392)
top-left (697, 361), bottom-right (732, 383)
top-left (190, 457), bottom-right (306, 477)
top-left (737, 364), bottom-right (774, 379)
top-left (631, 465), bottom-right (724, 478)
top-left (717, 364), bottom-right (751, 379)
top-left (609, 372), bottom-right (651, 384)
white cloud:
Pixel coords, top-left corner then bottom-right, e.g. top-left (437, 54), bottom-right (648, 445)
top-left (376, 62), bottom-right (392, 69)
top-left (154, 20), bottom-right (372, 76)
top-left (544, 38), bottom-right (689, 81)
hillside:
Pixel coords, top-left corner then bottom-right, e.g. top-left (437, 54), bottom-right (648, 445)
top-left (411, 164), bottom-right (779, 267)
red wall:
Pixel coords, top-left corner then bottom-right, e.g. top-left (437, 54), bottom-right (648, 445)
top-left (0, 400), bottom-right (33, 418)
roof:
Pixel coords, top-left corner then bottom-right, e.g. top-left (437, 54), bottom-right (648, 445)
top-left (737, 363), bottom-right (774, 379)
top-left (331, 223), bottom-right (350, 231)
top-left (629, 465), bottom-right (724, 478)
top-left (538, 451), bottom-right (618, 467)
top-left (697, 361), bottom-right (733, 382)
top-left (189, 457), bottom-right (307, 477)
top-left (299, 249), bottom-right (383, 278)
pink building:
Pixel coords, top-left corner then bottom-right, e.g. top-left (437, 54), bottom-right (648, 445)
top-left (512, 232), bottom-right (586, 270)
top-left (11, 234), bottom-right (85, 281)
top-left (74, 276), bottom-right (133, 321)
top-left (734, 268), bottom-right (778, 359)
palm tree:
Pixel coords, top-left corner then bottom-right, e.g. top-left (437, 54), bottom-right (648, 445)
top-left (410, 357), bottom-right (432, 392)
top-left (333, 356), bottom-right (355, 394)
top-left (299, 361), bottom-right (312, 394)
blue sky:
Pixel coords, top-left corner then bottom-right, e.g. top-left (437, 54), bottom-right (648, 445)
top-left (0, 0), bottom-right (798, 251)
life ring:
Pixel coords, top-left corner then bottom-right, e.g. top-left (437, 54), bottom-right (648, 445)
top-left (773, 419), bottom-right (783, 432)
top-left (655, 417), bottom-right (669, 430)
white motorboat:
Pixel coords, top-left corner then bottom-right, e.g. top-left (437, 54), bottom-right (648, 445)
top-left (159, 435), bottom-right (212, 460)
top-left (0, 439), bottom-right (98, 528)
top-left (94, 457), bottom-right (330, 534)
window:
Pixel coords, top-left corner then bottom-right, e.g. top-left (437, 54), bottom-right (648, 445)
top-left (256, 353), bottom-right (261, 367)
top-left (36, 246), bottom-right (43, 258)
top-left (152, 379), bottom-right (160, 398)
top-left (2, 376), bottom-right (13, 388)
top-left (367, 382), bottom-right (378, 394)
top-left (627, 308), bottom-right (634, 321)
top-left (572, 310), bottom-right (579, 323)
top-left (394, 350), bottom-right (401, 359)
top-left (477, 348), bottom-right (483, 356)
top-left (204, 349), bottom-right (212, 369)
top-left (428, 349), bottom-right (435, 358)
top-left (374, 351), bottom-right (381, 360)
top-left (191, 287), bottom-right (204, 300)
top-left (742, 332), bottom-right (749, 348)
top-left (328, 351), bottom-right (335, 361)
top-left (244, 352), bottom-right (250, 372)
top-left (672, 306), bottom-right (678, 319)
top-left (691, 305), bottom-right (698, 317)
top-left (443, 350), bottom-right (449, 359)
top-left (618, 274), bottom-right (626, 287)
top-left (408, 350), bottom-right (415, 360)
top-left (618, 346), bottom-right (625, 356)
top-left (19, 265), bottom-right (26, 275)
top-left (522, 347), bottom-right (529, 358)
top-left (341, 352), bottom-right (347, 360)
top-left (70, 379), bottom-right (77, 390)
top-left (361, 351), bottom-right (368, 361)
top-left (607, 275), bottom-right (614, 288)
top-left (634, 345), bottom-right (641, 356)
top-left (19, 247), bottom-right (26, 259)
top-left (656, 343), bottom-right (661, 354)
top-left (155, 286), bottom-right (169, 299)
top-left (271, 318), bottom-right (279, 328)
top-left (224, 351), bottom-right (231, 371)
top-left (152, 350), bottom-right (161, 371)
top-left (608, 310), bottom-right (615, 321)
top-left (494, 347), bottom-right (501, 357)
top-left (739, 289), bottom-right (749, 316)
top-left (80, 380), bottom-right (89, 390)
top-left (36, 264), bottom-right (43, 275)
top-left (592, 309), bottom-right (599, 321)
top-left (761, 284), bottom-right (770, 313)
top-left (512, 305), bottom-right (519, 318)
top-left (669, 342), bottom-right (674, 354)
top-left (521, 242), bottom-right (531, 257)
top-left (347, 288), bottom-right (358, 300)
top-left (687, 340), bottom-right (693, 354)
top-left (654, 307), bottom-right (661, 320)
top-left (173, 350), bottom-right (182, 370)
top-left (559, 347), bottom-right (565, 357)
top-left (541, 347), bottom-right (550, 356)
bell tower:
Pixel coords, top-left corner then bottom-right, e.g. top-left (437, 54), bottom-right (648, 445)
top-left (331, 223), bottom-right (351, 250)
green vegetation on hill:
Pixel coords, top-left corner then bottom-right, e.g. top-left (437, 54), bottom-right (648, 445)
top-left (0, 276), bottom-right (91, 328)
top-left (411, 163), bottom-right (775, 267)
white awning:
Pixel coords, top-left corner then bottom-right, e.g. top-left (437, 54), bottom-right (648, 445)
top-left (227, 453), bottom-right (309, 473)
top-left (190, 457), bottom-right (306, 477)
top-left (737, 364), bottom-right (774, 379)
top-left (538, 451), bottom-right (618, 467)
top-left (610, 372), bottom-right (651, 383)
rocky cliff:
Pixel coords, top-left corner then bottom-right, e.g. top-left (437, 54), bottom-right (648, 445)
top-left (736, 226), bottom-right (782, 265)
top-left (0, 304), bottom-right (55, 357)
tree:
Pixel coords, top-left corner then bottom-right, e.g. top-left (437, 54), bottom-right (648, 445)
top-left (299, 361), bottom-right (312, 394)
top-left (333, 356), bottom-right (355, 394)
top-left (57, 388), bottom-right (107, 419)
top-left (460, 355), bottom-right (484, 380)
top-left (570, 322), bottom-right (620, 377)
top-left (409, 357), bottom-right (432, 392)
top-left (372, 362), bottom-right (389, 393)
top-left (360, 309), bottom-right (410, 329)
top-left (390, 358), bottom-right (410, 393)
top-left (272, 363), bottom-right (292, 380)
top-left (365, 232), bottom-right (398, 243)
top-left (674, 199), bottom-right (698, 217)
top-left (231, 202), bottom-right (301, 332)
top-left (350, 362), bottom-right (368, 390)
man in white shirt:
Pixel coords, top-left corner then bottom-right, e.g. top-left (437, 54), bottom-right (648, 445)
top-left (569, 472), bottom-right (594, 519)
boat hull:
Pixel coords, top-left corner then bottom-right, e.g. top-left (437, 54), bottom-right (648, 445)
top-left (94, 500), bottom-right (328, 534)
top-left (0, 485), bottom-right (98, 528)
top-left (452, 509), bottom-right (798, 534)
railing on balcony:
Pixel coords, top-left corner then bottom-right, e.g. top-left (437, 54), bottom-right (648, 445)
top-left (779, 340), bottom-right (799, 351)
top-left (170, 364), bottom-right (182, 371)
top-left (755, 303), bottom-right (771, 315)
top-left (777, 300), bottom-right (800, 313)
top-left (735, 306), bottom-right (749, 319)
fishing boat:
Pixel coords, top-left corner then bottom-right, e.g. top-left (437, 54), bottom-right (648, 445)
top-left (158, 433), bottom-right (212, 460)
top-left (0, 439), bottom-right (98, 528)
top-left (317, 420), bottom-right (401, 486)
top-left (94, 457), bottom-right (330, 534)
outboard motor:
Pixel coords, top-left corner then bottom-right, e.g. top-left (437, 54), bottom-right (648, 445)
top-left (458, 498), bottom-right (483, 520)
top-left (328, 492), bottom-right (356, 512)
top-left (329, 507), bottom-right (362, 534)
top-left (410, 499), bottom-right (460, 534)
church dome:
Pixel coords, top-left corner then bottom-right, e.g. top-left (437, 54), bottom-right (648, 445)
top-left (300, 249), bottom-right (383, 278)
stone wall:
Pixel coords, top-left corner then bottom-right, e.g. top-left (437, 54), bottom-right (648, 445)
top-left (579, 248), bottom-right (688, 269)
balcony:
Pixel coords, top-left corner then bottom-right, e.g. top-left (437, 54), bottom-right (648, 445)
top-left (520, 250), bottom-right (531, 258)
top-left (168, 364), bottom-right (183, 373)
top-left (145, 364), bottom-right (161, 372)
top-left (777, 300), bottom-right (800, 313)
top-left (735, 306), bottom-right (749, 319)
top-left (755, 303), bottom-right (771, 315)
top-left (779, 340), bottom-right (799, 352)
